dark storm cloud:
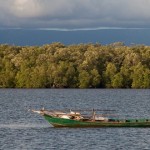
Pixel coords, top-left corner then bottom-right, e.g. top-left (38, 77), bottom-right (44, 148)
top-left (0, 0), bottom-right (150, 29)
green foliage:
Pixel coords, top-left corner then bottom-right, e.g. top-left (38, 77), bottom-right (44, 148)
top-left (143, 69), bottom-right (150, 88)
top-left (112, 73), bottom-right (123, 88)
top-left (0, 43), bottom-right (149, 88)
top-left (79, 70), bottom-right (91, 88)
top-left (103, 63), bottom-right (117, 88)
top-left (131, 63), bottom-right (150, 88)
top-left (90, 69), bottom-right (101, 88)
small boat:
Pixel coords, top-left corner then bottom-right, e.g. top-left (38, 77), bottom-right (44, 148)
top-left (31, 108), bottom-right (150, 128)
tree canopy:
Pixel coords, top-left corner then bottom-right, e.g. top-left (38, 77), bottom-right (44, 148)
top-left (0, 42), bottom-right (149, 88)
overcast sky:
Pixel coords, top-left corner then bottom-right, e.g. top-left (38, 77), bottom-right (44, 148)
top-left (0, 0), bottom-right (150, 29)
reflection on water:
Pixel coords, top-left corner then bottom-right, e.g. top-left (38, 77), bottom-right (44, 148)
top-left (0, 89), bottom-right (150, 150)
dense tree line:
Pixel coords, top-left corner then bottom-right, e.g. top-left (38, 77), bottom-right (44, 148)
top-left (0, 42), bottom-right (149, 88)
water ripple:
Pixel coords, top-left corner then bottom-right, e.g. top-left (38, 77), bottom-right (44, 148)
top-left (0, 89), bottom-right (150, 150)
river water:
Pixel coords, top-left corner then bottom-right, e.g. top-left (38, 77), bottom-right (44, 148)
top-left (0, 89), bottom-right (150, 150)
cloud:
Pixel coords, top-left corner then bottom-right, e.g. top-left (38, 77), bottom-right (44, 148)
top-left (0, 0), bottom-right (150, 29)
top-left (12, 0), bottom-right (42, 18)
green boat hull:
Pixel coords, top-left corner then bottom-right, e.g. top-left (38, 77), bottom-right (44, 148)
top-left (43, 114), bottom-right (150, 128)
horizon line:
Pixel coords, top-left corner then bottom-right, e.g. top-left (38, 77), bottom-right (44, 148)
top-left (0, 27), bottom-right (150, 31)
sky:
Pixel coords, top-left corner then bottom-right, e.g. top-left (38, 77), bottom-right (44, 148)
top-left (0, 0), bottom-right (150, 30)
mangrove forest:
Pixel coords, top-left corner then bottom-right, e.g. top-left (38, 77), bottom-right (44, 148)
top-left (0, 42), bottom-right (149, 88)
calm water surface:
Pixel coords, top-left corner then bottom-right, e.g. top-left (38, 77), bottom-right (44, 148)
top-left (0, 89), bottom-right (150, 150)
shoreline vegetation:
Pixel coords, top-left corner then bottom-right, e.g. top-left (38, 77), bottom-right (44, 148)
top-left (0, 42), bottom-right (149, 88)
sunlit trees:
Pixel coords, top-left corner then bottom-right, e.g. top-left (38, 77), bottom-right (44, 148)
top-left (131, 63), bottom-right (150, 88)
top-left (0, 45), bottom-right (18, 87)
top-left (0, 43), bottom-right (149, 88)
top-left (112, 73), bottom-right (123, 88)
top-left (120, 65), bottom-right (132, 88)
top-left (103, 63), bottom-right (117, 88)
top-left (143, 69), bottom-right (150, 88)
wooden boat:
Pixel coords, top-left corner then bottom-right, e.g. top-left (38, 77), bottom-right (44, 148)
top-left (31, 109), bottom-right (150, 128)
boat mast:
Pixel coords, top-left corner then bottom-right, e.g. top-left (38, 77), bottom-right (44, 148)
top-left (92, 109), bottom-right (96, 121)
